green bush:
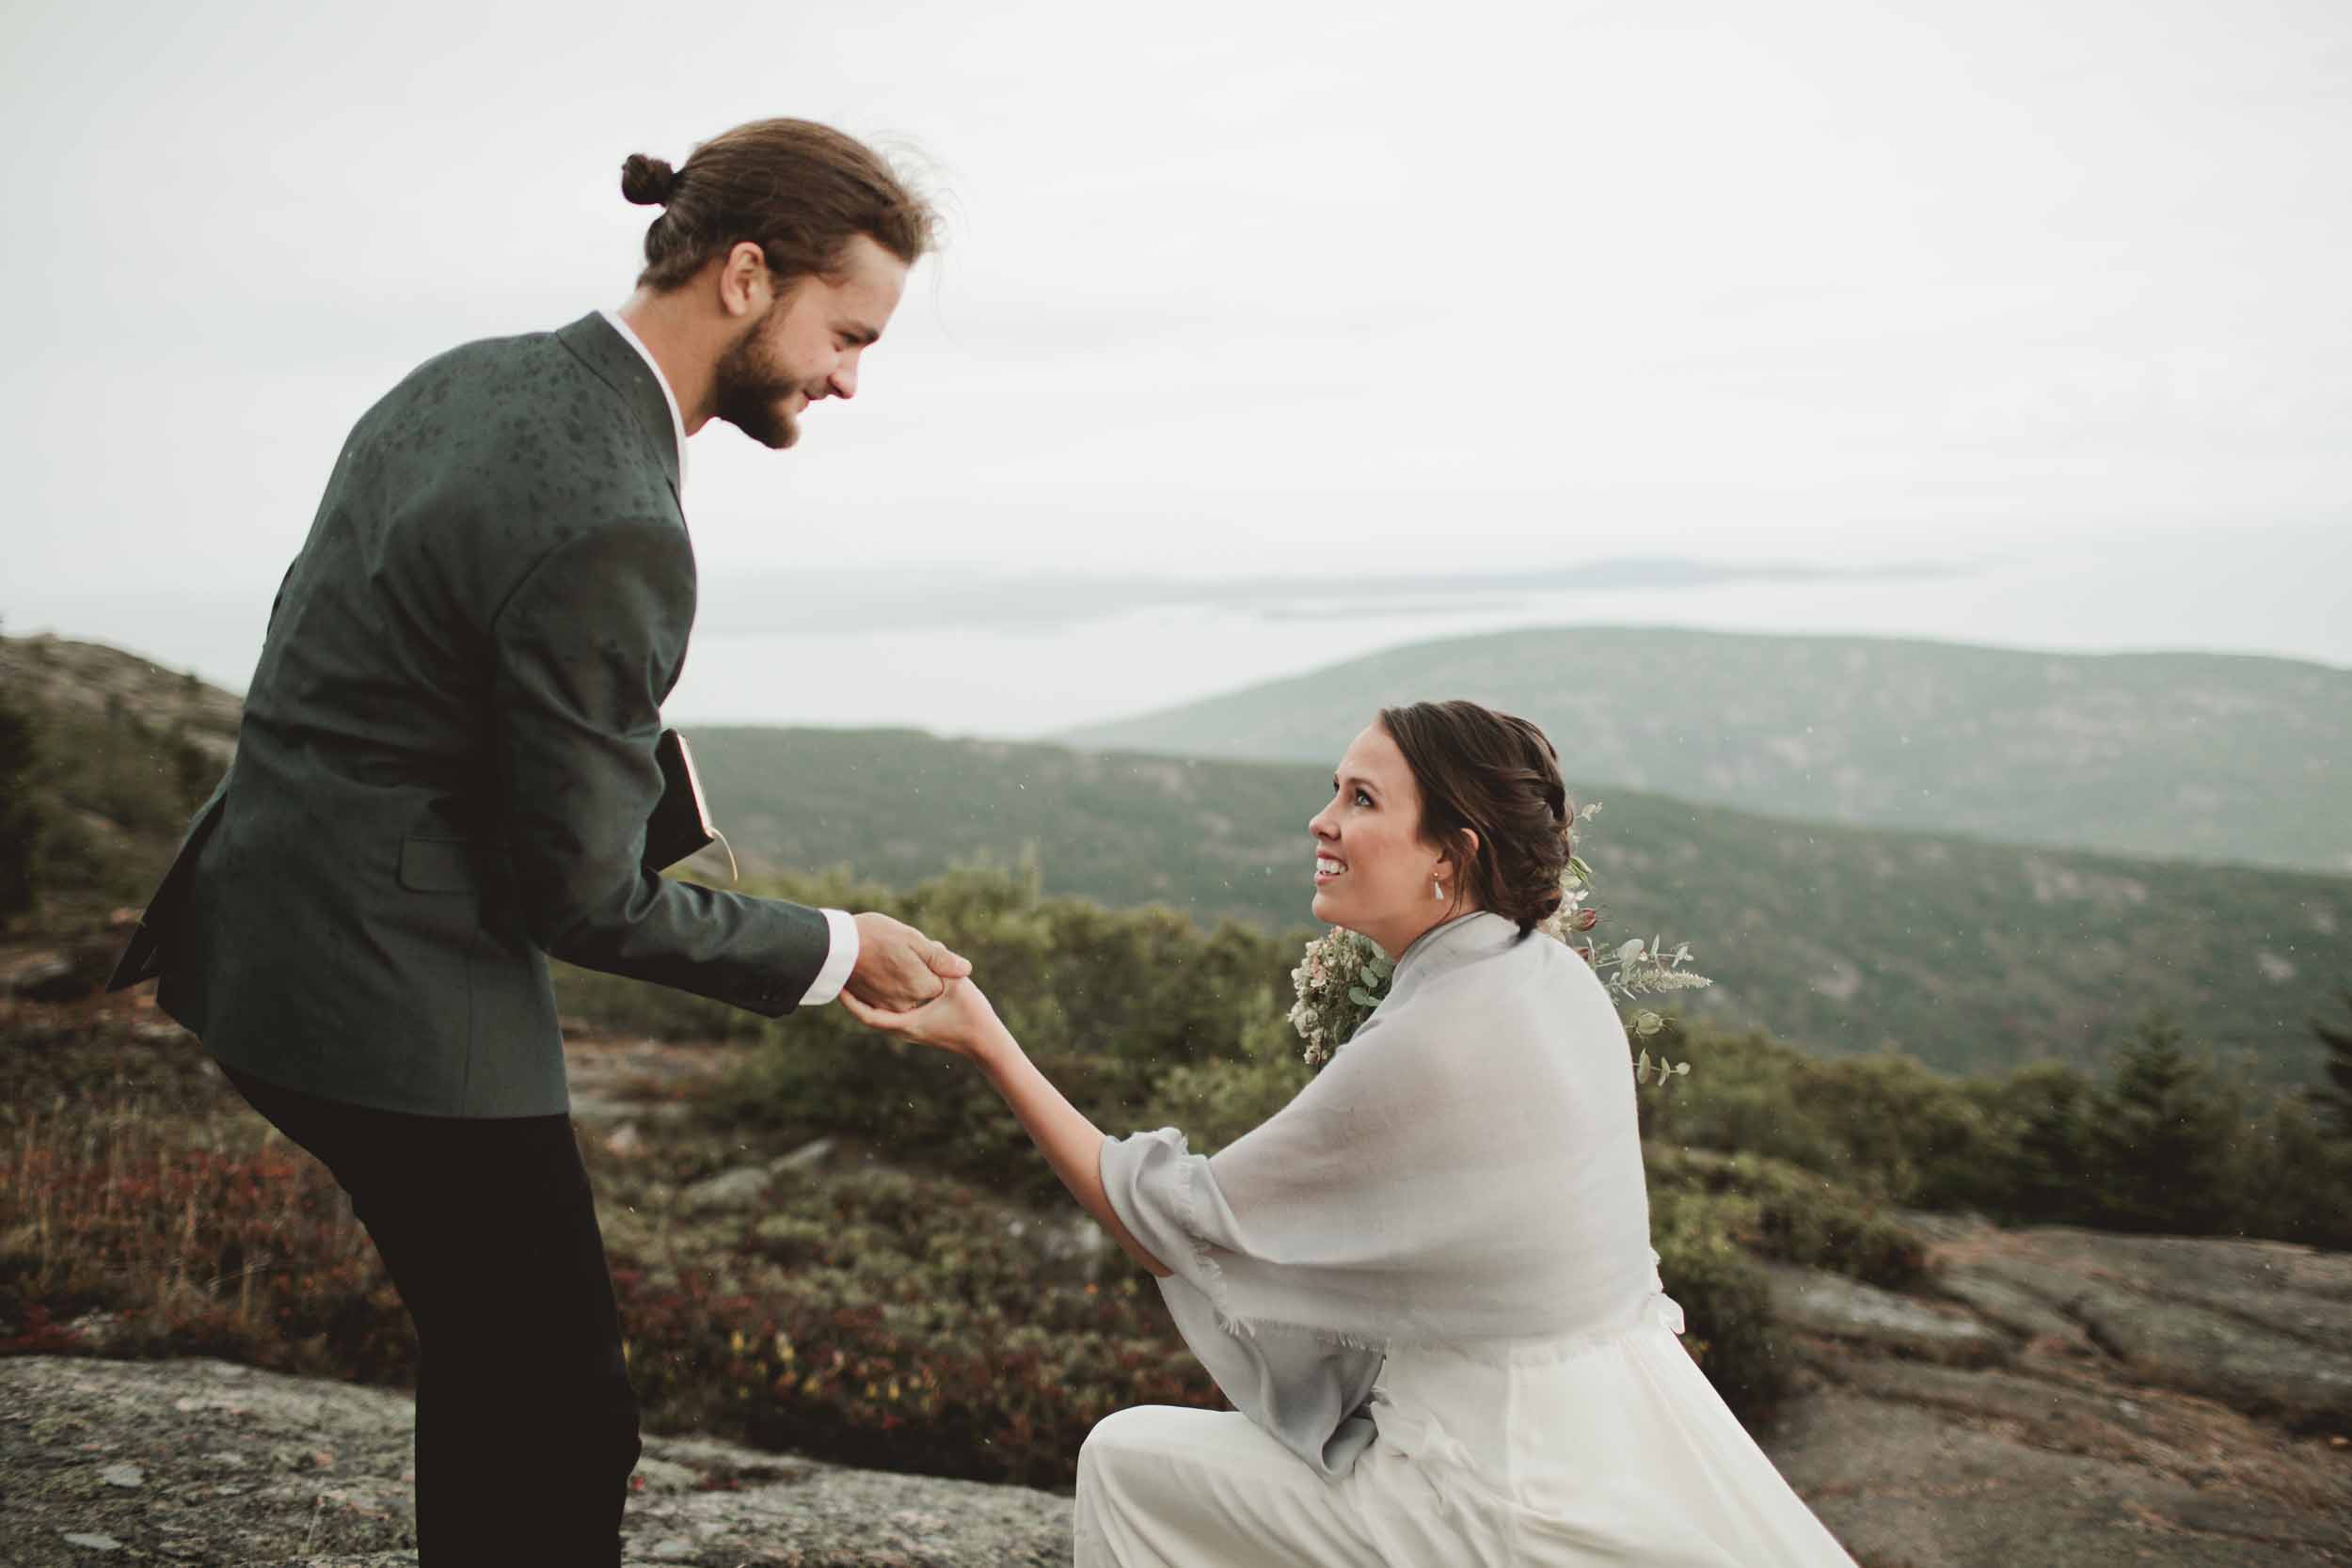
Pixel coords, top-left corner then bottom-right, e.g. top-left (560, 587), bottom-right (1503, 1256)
top-left (0, 685), bottom-right (41, 925)
top-left (2314, 987), bottom-right (2352, 1140)
top-left (1651, 1201), bottom-right (1789, 1424)
top-left (1639, 1015), bottom-right (2352, 1248)
top-left (551, 959), bottom-right (773, 1043)
top-left (1137, 1050), bottom-right (1314, 1157)
top-left (694, 864), bottom-right (1300, 1204)
top-left (1645, 1146), bottom-right (1926, 1291)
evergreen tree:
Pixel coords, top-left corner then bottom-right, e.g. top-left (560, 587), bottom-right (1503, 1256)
top-left (1999, 1061), bottom-right (2101, 1225)
top-left (2312, 987), bottom-right (2352, 1141)
top-left (2095, 1013), bottom-right (2237, 1233)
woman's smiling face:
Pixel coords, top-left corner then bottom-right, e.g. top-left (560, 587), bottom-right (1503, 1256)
top-left (1308, 722), bottom-right (1461, 958)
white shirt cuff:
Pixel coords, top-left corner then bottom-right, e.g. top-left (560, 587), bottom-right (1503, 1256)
top-left (799, 908), bottom-right (860, 1007)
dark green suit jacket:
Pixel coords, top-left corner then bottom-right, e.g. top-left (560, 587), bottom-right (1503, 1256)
top-left (138, 313), bottom-right (832, 1117)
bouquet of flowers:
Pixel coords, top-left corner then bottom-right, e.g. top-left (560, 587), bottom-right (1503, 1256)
top-left (1289, 801), bottom-right (1708, 1084)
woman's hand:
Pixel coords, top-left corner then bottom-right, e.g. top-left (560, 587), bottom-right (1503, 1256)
top-left (839, 975), bottom-right (1009, 1061)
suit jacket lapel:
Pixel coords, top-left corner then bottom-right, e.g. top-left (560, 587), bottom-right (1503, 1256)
top-left (554, 312), bottom-right (683, 506)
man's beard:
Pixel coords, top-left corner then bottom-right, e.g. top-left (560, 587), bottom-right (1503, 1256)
top-left (711, 309), bottom-right (803, 450)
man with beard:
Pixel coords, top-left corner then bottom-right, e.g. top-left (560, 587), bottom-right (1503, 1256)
top-left (108, 119), bottom-right (961, 1567)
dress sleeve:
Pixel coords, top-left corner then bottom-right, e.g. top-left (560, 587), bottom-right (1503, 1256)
top-left (1100, 1127), bottom-right (1384, 1480)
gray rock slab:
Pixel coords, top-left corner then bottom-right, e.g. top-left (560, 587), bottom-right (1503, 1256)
top-left (1831, 1356), bottom-right (2168, 1452)
top-left (676, 1164), bottom-right (774, 1213)
top-left (1765, 1262), bottom-right (2010, 1366)
top-left (1935, 1263), bottom-right (2097, 1351)
top-left (1772, 1385), bottom-right (2352, 1567)
top-left (2071, 1277), bottom-right (2352, 1432)
top-left (1974, 1260), bottom-right (2352, 1432)
top-left (1931, 1226), bottom-right (2352, 1430)
top-left (2019, 1226), bottom-right (2352, 1343)
top-left (0, 1357), bottom-right (1069, 1567)
top-left (771, 1136), bottom-right (839, 1174)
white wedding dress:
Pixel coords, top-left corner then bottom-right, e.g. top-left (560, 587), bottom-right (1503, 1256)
top-left (1074, 1292), bottom-right (1854, 1565)
top-left (1079, 913), bottom-right (1856, 1566)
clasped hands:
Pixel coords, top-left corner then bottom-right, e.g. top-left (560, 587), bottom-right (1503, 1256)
top-left (841, 911), bottom-right (1005, 1059)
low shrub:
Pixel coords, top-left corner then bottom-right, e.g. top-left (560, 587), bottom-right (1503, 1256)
top-left (611, 1168), bottom-right (1217, 1486)
top-left (1642, 1018), bottom-right (2352, 1249)
top-left (1645, 1145), bottom-right (1928, 1291)
top-left (0, 1108), bottom-right (411, 1382)
top-left (1651, 1202), bottom-right (1790, 1424)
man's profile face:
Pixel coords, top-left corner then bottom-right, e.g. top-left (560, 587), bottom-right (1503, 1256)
top-left (713, 234), bottom-right (910, 450)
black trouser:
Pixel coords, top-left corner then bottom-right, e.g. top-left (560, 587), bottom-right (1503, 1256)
top-left (223, 1065), bottom-right (641, 1567)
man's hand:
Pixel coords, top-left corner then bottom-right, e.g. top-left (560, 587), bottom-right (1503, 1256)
top-left (844, 912), bottom-right (972, 1012)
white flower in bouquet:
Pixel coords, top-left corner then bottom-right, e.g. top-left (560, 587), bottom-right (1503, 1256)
top-left (1289, 800), bottom-right (1708, 1084)
top-left (1287, 927), bottom-right (1391, 1068)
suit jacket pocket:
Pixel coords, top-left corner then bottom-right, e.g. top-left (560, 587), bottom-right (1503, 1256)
top-left (399, 836), bottom-right (484, 895)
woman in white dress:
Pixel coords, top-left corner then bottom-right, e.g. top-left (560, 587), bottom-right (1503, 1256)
top-left (842, 701), bottom-right (1857, 1566)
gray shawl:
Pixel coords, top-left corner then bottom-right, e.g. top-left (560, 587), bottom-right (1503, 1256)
top-left (1099, 911), bottom-right (1661, 1479)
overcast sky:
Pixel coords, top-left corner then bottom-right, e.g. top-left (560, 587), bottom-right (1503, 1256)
top-left (4, 0), bottom-right (2346, 734)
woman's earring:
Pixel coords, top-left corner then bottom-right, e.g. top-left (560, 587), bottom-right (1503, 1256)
top-left (1432, 877), bottom-right (1444, 902)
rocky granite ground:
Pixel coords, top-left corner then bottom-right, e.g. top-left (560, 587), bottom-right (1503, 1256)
top-left (6, 1210), bottom-right (2348, 1567)
top-left (1767, 1217), bottom-right (2352, 1565)
top-left (0, 1356), bottom-right (1070, 1566)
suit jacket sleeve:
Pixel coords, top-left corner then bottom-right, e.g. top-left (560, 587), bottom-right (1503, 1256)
top-left (490, 514), bottom-right (830, 1014)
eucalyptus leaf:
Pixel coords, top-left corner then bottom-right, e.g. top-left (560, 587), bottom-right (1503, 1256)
top-left (1347, 986), bottom-right (1378, 1008)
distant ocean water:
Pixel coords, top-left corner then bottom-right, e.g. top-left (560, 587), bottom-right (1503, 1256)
top-left (670, 527), bottom-right (2349, 739)
top-left (18, 523), bottom-right (2342, 739)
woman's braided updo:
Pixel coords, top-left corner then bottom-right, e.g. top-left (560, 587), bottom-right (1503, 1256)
top-left (1377, 700), bottom-right (1575, 936)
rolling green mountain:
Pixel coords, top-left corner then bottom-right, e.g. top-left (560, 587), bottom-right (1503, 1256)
top-left (1057, 627), bottom-right (2352, 876)
top-left (682, 725), bottom-right (2351, 1087)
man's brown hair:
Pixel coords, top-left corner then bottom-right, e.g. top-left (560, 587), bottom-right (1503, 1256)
top-left (620, 119), bottom-right (933, 292)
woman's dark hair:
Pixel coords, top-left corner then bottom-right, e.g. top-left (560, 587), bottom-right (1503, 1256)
top-left (1377, 700), bottom-right (1574, 935)
top-left (620, 119), bottom-right (934, 293)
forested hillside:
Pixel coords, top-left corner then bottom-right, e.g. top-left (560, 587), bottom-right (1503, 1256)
top-left (681, 724), bottom-right (2351, 1085)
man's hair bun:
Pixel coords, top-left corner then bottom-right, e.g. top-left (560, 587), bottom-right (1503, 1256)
top-left (622, 119), bottom-right (935, 293)
top-left (620, 153), bottom-right (678, 207)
